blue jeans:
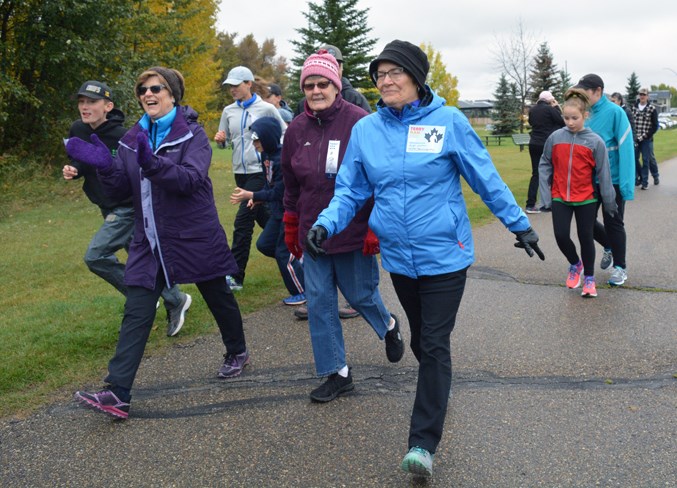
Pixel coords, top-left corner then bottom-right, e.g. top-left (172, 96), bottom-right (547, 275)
top-left (84, 205), bottom-right (182, 309)
top-left (636, 139), bottom-right (659, 185)
top-left (303, 249), bottom-right (390, 376)
top-left (256, 214), bottom-right (304, 295)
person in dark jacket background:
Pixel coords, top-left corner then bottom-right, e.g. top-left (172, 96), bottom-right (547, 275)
top-left (63, 80), bottom-right (191, 337)
top-left (229, 116), bottom-right (305, 308)
top-left (526, 91), bottom-right (564, 213)
top-left (282, 50), bottom-right (404, 404)
top-left (66, 68), bottom-right (250, 420)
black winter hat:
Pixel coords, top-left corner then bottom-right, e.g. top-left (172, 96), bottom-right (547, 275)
top-left (369, 40), bottom-right (429, 90)
top-left (149, 66), bottom-right (185, 105)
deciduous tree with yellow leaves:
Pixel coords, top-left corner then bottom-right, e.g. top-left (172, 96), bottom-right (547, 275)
top-left (420, 42), bottom-right (459, 107)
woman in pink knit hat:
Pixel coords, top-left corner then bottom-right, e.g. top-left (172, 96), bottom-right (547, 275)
top-left (280, 50), bottom-right (404, 403)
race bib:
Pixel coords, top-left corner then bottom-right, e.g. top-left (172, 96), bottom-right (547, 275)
top-left (406, 125), bottom-right (446, 153)
top-left (325, 139), bottom-right (340, 178)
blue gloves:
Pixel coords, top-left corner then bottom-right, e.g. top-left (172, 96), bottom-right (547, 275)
top-left (65, 134), bottom-right (113, 171)
top-left (513, 227), bottom-right (545, 260)
top-left (305, 225), bottom-right (328, 260)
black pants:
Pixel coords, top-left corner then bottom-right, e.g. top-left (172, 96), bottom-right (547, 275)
top-left (593, 184), bottom-right (627, 269)
top-left (390, 268), bottom-right (468, 454)
top-left (105, 272), bottom-right (245, 396)
top-left (552, 201), bottom-right (597, 276)
top-left (527, 144), bottom-right (544, 208)
top-left (231, 173), bottom-right (269, 284)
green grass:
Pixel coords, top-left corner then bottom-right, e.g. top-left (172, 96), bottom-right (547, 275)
top-left (2, 129), bottom-right (677, 418)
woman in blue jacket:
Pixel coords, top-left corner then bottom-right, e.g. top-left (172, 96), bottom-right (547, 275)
top-left (307, 41), bottom-right (544, 477)
top-left (66, 67), bottom-right (250, 420)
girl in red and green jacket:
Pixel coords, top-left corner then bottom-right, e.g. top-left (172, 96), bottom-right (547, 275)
top-left (539, 89), bottom-right (618, 297)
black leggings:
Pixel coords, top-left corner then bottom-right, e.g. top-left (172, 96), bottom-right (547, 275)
top-left (552, 201), bottom-right (598, 276)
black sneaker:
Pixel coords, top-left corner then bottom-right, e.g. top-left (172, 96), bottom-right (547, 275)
top-left (385, 314), bottom-right (404, 363)
top-left (310, 369), bottom-right (354, 402)
top-left (654, 176), bottom-right (660, 185)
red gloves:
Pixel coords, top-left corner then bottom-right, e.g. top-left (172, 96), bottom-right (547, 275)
top-left (362, 228), bottom-right (380, 255)
top-left (283, 212), bottom-right (303, 259)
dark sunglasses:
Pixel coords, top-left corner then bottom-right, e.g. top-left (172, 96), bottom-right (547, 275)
top-left (137, 84), bottom-right (166, 96)
top-left (303, 81), bottom-right (331, 91)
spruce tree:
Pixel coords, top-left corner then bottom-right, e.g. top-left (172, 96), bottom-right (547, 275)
top-left (553, 69), bottom-right (572, 102)
top-left (290, 0), bottom-right (377, 92)
top-left (492, 73), bottom-right (520, 135)
top-left (529, 42), bottom-right (558, 103)
top-left (626, 72), bottom-right (641, 105)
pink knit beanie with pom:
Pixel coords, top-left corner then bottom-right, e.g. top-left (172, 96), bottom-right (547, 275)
top-left (300, 50), bottom-right (342, 91)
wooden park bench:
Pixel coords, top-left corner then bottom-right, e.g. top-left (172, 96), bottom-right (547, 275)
top-left (511, 133), bottom-right (530, 152)
top-left (483, 134), bottom-right (511, 146)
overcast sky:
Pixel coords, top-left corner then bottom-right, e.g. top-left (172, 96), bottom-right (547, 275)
top-left (216, 0), bottom-right (677, 101)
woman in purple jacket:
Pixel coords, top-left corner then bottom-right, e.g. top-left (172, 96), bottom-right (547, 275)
top-left (66, 67), bottom-right (249, 420)
top-left (281, 51), bottom-right (404, 403)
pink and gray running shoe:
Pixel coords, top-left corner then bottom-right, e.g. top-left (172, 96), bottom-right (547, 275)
top-left (74, 389), bottom-right (130, 419)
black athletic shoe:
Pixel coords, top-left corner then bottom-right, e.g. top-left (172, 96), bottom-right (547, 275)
top-left (310, 369), bottom-right (354, 402)
top-left (384, 314), bottom-right (404, 363)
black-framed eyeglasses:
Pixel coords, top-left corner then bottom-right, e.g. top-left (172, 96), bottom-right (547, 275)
top-left (137, 84), bottom-right (167, 96)
top-left (373, 66), bottom-right (405, 83)
top-left (639, 93), bottom-right (648, 96)
top-left (303, 81), bottom-right (332, 91)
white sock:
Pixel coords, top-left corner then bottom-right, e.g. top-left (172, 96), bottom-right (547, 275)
top-left (387, 316), bottom-right (395, 331)
top-left (337, 365), bottom-right (349, 377)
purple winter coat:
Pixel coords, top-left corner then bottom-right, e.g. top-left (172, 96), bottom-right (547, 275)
top-left (281, 94), bottom-right (371, 254)
top-left (98, 105), bottom-right (237, 290)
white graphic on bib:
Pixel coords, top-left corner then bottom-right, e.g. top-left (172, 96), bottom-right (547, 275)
top-left (325, 140), bottom-right (341, 176)
top-left (406, 125), bottom-right (445, 153)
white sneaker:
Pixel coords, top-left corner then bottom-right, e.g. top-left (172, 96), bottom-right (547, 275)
top-left (608, 266), bottom-right (627, 286)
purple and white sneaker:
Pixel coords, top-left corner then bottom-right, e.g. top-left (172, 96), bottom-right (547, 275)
top-left (217, 350), bottom-right (250, 378)
top-left (74, 389), bottom-right (130, 419)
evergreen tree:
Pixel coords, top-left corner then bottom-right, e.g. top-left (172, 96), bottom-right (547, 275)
top-left (626, 72), bottom-right (641, 105)
top-left (529, 42), bottom-right (558, 103)
top-left (290, 0), bottom-right (377, 92)
top-left (552, 69), bottom-right (572, 102)
top-left (492, 73), bottom-right (520, 135)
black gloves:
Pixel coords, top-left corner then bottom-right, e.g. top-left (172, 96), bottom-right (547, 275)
top-left (513, 227), bottom-right (545, 260)
top-left (305, 225), bottom-right (328, 260)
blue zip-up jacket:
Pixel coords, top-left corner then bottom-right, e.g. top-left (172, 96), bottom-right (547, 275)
top-left (315, 88), bottom-right (531, 279)
top-left (585, 95), bottom-right (634, 201)
top-left (250, 117), bottom-right (284, 218)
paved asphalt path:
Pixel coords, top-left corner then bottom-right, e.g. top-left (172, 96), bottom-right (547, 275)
top-left (2, 159), bottom-right (676, 487)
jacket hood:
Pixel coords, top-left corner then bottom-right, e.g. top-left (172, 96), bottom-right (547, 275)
top-left (106, 108), bottom-right (125, 125)
top-left (250, 116), bottom-right (282, 155)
